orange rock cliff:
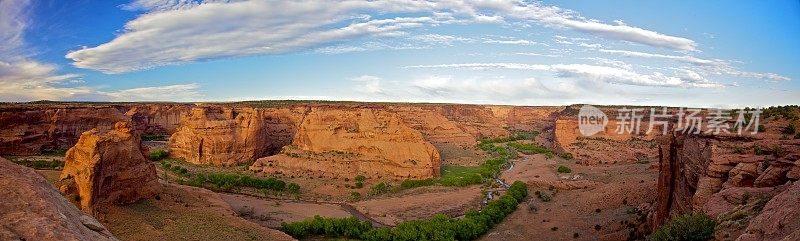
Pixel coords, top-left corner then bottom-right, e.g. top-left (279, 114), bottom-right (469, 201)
top-left (58, 122), bottom-right (161, 215)
top-left (251, 107), bottom-right (441, 179)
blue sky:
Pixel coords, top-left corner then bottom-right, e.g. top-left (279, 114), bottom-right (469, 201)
top-left (1, 0), bottom-right (798, 107)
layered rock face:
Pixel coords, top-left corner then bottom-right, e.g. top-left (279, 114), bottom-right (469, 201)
top-left (169, 106), bottom-right (280, 166)
top-left (554, 118), bottom-right (659, 164)
top-left (1, 157), bottom-right (118, 241)
top-left (0, 106), bottom-right (128, 155)
top-left (126, 104), bottom-right (191, 135)
top-left (252, 107), bottom-right (441, 179)
top-left (58, 122), bottom-right (160, 214)
top-left (651, 131), bottom-right (799, 240)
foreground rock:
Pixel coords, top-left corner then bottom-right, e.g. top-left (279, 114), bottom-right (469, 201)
top-left (59, 122), bottom-right (160, 214)
top-left (252, 107), bottom-right (441, 179)
top-left (0, 157), bottom-right (118, 241)
top-left (651, 130), bottom-right (800, 240)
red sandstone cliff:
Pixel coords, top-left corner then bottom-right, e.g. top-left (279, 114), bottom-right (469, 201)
top-left (251, 107), bottom-right (441, 179)
top-left (651, 131), bottom-right (800, 240)
top-left (58, 122), bottom-right (161, 215)
top-left (1, 157), bottom-right (119, 241)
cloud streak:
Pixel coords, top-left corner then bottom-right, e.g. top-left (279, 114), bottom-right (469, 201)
top-left (66, 0), bottom-right (698, 73)
top-left (405, 63), bottom-right (723, 88)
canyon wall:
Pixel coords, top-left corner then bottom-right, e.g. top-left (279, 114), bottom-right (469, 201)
top-left (126, 104), bottom-right (192, 134)
top-left (59, 122), bottom-right (160, 214)
top-left (1, 157), bottom-right (118, 241)
top-left (0, 106), bottom-right (128, 155)
top-left (651, 132), bottom-right (800, 240)
top-left (251, 107), bottom-right (441, 179)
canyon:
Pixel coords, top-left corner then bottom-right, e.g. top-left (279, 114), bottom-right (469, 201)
top-left (0, 101), bottom-right (797, 241)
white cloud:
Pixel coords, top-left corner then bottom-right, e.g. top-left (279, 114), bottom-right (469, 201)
top-left (350, 75), bottom-right (386, 95)
top-left (599, 49), bottom-right (791, 81)
top-left (409, 34), bottom-right (472, 45)
top-left (515, 52), bottom-right (562, 58)
top-left (67, 0), bottom-right (700, 73)
top-left (411, 75), bottom-right (573, 100)
top-left (102, 84), bottom-right (202, 102)
top-left (482, 38), bottom-right (539, 46)
top-left (404, 63), bottom-right (723, 88)
top-left (0, 0), bottom-right (203, 102)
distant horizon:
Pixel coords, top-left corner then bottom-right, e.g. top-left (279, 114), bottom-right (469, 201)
top-left (2, 98), bottom-right (796, 110)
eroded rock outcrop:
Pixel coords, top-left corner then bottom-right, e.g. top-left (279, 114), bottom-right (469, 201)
top-left (0, 106), bottom-right (128, 155)
top-left (168, 106), bottom-right (275, 166)
top-left (126, 104), bottom-right (191, 135)
top-left (58, 122), bottom-right (160, 214)
top-left (1, 157), bottom-right (118, 241)
top-left (251, 107), bottom-right (441, 179)
top-left (651, 131), bottom-right (800, 240)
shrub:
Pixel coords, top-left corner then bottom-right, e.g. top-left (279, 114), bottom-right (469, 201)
top-left (355, 175), bottom-right (366, 183)
top-left (758, 124), bottom-right (766, 133)
top-left (149, 149), bottom-right (169, 161)
top-left (368, 182), bottom-right (390, 195)
top-left (782, 123), bottom-right (796, 135)
top-left (557, 165), bottom-right (572, 173)
top-left (559, 152), bottom-right (573, 160)
top-left (350, 192), bottom-right (361, 201)
top-left (647, 213), bottom-right (716, 241)
top-left (286, 183), bottom-right (301, 194)
top-left (535, 190), bottom-right (552, 202)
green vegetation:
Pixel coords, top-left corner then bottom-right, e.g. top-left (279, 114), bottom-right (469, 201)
top-left (141, 134), bottom-right (169, 141)
top-left (400, 178), bottom-right (436, 189)
top-left (782, 123), bottom-right (796, 135)
top-left (559, 152), bottom-right (573, 160)
top-left (281, 181), bottom-right (529, 241)
top-left (368, 182), bottom-right (391, 195)
top-left (647, 213), bottom-right (716, 241)
top-left (557, 165), bottom-right (572, 173)
top-left (149, 149), bottom-right (169, 161)
top-left (757, 124), bottom-right (766, 133)
top-left (12, 158), bottom-right (63, 169)
top-left (160, 160), bottom-right (299, 194)
top-left (506, 142), bottom-right (554, 156)
top-left (350, 192), bottom-right (362, 201)
top-left (763, 105), bottom-right (799, 120)
top-left (353, 175), bottom-right (366, 188)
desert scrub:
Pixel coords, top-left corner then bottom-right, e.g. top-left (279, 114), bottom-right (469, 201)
top-left (647, 213), bottom-right (716, 241)
top-left (559, 152), bottom-right (573, 160)
top-left (13, 158), bottom-right (63, 170)
top-left (349, 192), bottom-right (361, 201)
top-left (557, 165), bottom-right (572, 173)
top-left (149, 149), bottom-right (169, 161)
top-left (535, 190), bottom-right (552, 202)
top-left (368, 182), bottom-right (391, 195)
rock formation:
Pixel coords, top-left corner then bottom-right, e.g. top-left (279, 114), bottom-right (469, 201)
top-left (651, 130), bottom-right (799, 240)
top-left (251, 107), bottom-right (441, 179)
top-left (1, 157), bottom-right (118, 241)
top-left (126, 104), bottom-right (191, 135)
top-left (58, 122), bottom-right (160, 214)
top-left (0, 105), bottom-right (128, 155)
top-left (168, 106), bottom-right (275, 166)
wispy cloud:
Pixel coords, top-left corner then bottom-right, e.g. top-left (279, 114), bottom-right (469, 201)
top-left (404, 63), bottom-right (723, 88)
top-left (599, 49), bottom-right (791, 81)
top-left (66, 0), bottom-right (699, 73)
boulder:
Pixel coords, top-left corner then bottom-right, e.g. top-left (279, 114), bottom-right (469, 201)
top-left (58, 122), bottom-right (160, 214)
top-left (0, 157), bottom-right (118, 241)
